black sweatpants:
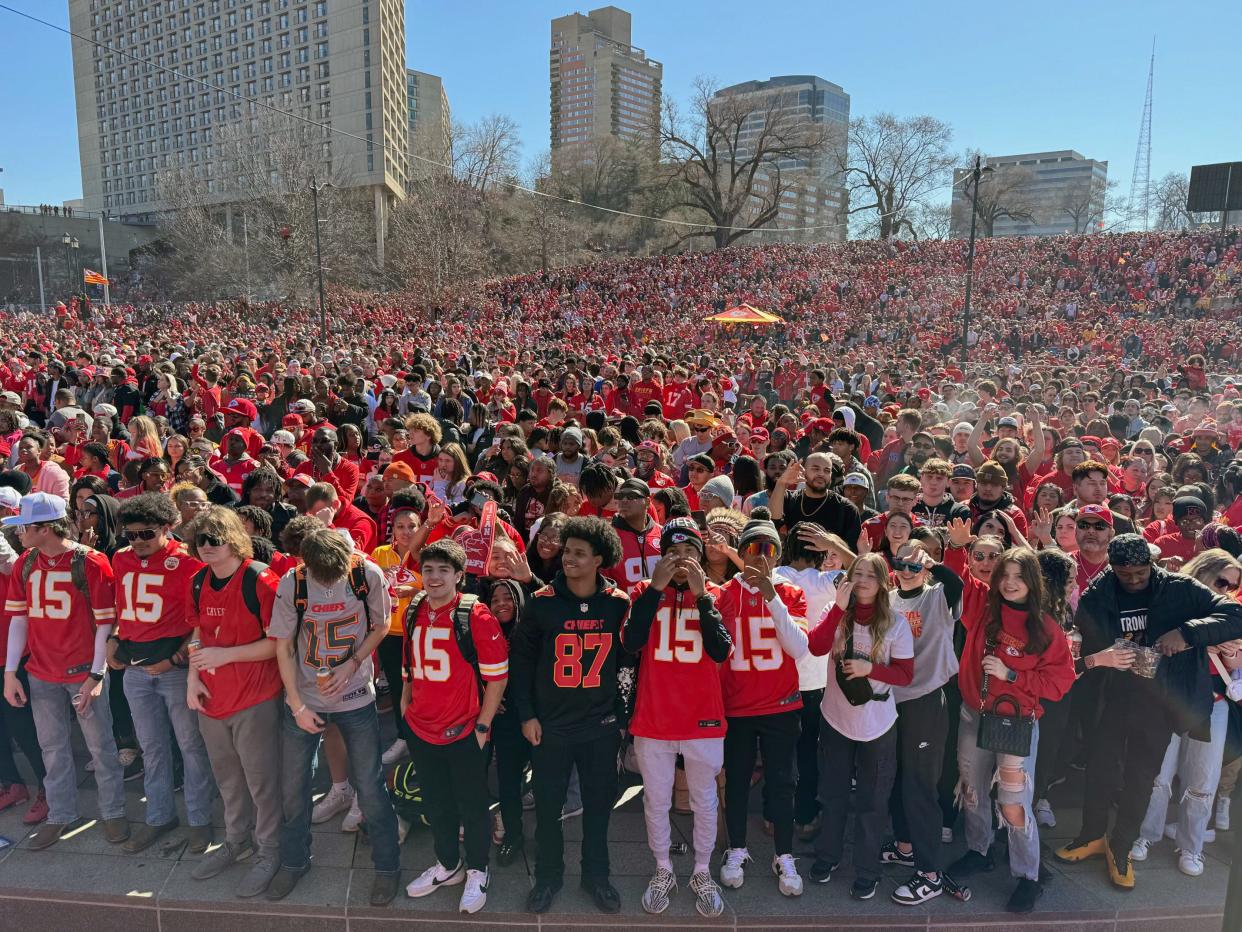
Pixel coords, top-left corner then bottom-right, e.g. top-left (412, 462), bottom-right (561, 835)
top-left (407, 731), bottom-right (492, 871)
top-left (0, 660), bottom-right (45, 786)
top-left (531, 729), bottom-right (619, 885)
top-left (890, 687), bottom-right (948, 873)
top-left (794, 689), bottom-right (824, 825)
top-left (1034, 692), bottom-right (1072, 800)
top-left (816, 716), bottom-right (898, 883)
top-left (491, 710), bottom-right (530, 845)
top-left (938, 676), bottom-right (962, 829)
top-left (1079, 685), bottom-right (1176, 860)
top-left (724, 710), bottom-right (800, 856)
top-left (376, 635), bottom-right (412, 744)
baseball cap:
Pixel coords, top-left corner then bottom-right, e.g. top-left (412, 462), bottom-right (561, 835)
top-left (951, 464), bottom-right (977, 481)
top-left (997, 416), bottom-right (1019, 428)
top-left (617, 477), bottom-right (651, 498)
top-left (842, 472), bottom-right (870, 488)
top-left (1077, 503), bottom-right (1114, 527)
top-left (864, 395), bottom-right (880, 408)
top-left (1, 492), bottom-right (67, 527)
top-left (281, 413), bottom-right (304, 428)
top-left (271, 430), bottom-right (296, 445)
top-left (225, 398), bottom-right (258, 420)
top-left (952, 422), bottom-right (973, 436)
top-left (284, 473), bottom-right (314, 488)
top-left (0, 487), bottom-right (22, 510)
top-left (291, 398), bottom-right (317, 414)
top-left (0, 391), bottom-right (20, 405)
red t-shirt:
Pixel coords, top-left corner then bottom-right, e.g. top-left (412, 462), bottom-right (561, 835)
top-left (187, 561), bottom-right (283, 720)
top-left (402, 595), bottom-right (509, 745)
top-left (334, 502), bottom-right (378, 553)
top-left (627, 581), bottom-right (728, 740)
top-left (113, 539), bottom-right (204, 642)
top-left (294, 456), bottom-right (360, 503)
top-left (629, 380), bottom-right (662, 416)
top-left (1153, 533), bottom-right (1197, 563)
top-left (716, 578), bottom-right (807, 717)
top-left (5, 547), bottom-right (117, 683)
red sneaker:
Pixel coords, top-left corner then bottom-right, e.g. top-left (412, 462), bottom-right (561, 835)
top-left (23, 790), bottom-right (49, 826)
top-left (0, 783), bottom-right (30, 813)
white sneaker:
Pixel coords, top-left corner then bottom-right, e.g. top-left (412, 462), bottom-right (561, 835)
top-left (491, 810), bottom-right (505, 846)
top-left (1130, 838), bottom-right (1151, 862)
top-left (1034, 798), bottom-right (1056, 827)
top-left (311, 784), bottom-right (355, 824)
top-left (941, 826), bottom-right (954, 844)
top-left (1165, 823), bottom-right (1215, 844)
top-left (689, 870), bottom-right (725, 918)
top-left (341, 799), bottom-right (364, 832)
top-left (459, 867), bottom-right (489, 914)
top-left (406, 860), bottom-right (465, 898)
top-left (772, 853), bottom-right (802, 896)
top-left (1178, 850), bottom-right (1205, 877)
top-left (1216, 796), bottom-right (1231, 831)
top-left (719, 847), bottom-right (750, 888)
top-left (641, 867), bottom-right (677, 914)
top-left (381, 739), bottom-right (408, 766)
top-left (397, 816), bottom-right (410, 845)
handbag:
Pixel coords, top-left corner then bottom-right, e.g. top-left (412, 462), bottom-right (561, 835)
top-left (835, 631), bottom-right (886, 706)
top-left (975, 643), bottom-right (1036, 756)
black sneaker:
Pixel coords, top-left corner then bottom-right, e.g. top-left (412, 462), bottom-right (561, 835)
top-left (1006, 877), bottom-right (1044, 913)
top-left (525, 880), bottom-right (561, 914)
top-left (850, 877), bottom-right (880, 900)
top-left (496, 838), bottom-right (524, 867)
top-left (891, 871), bottom-right (943, 906)
top-left (948, 849), bottom-right (995, 876)
top-left (808, 859), bottom-right (838, 884)
top-left (581, 878), bottom-right (621, 914)
top-left (880, 842), bottom-right (915, 867)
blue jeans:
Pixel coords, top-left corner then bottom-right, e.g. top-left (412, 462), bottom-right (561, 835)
top-left (124, 665), bottom-right (215, 826)
top-left (29, 674), bottom-right (126, 825)
top-left (1139, 699), bottom-right (1230, 856)
top-left (278, 702), bottom-right (399, 873)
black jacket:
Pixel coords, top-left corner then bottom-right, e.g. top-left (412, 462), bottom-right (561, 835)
top-left (509, 572), bottom-right (632, 740)
top-left (1076, 567), bottom-right (1242, 735)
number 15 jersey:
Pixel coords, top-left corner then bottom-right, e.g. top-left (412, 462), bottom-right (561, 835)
top-left (716, 577), bottom-right (807, 718)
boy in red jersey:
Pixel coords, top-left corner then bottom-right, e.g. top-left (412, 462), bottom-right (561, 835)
top-left (110, 493), bottom-right (214, 855)
top-left (603, 478), bottom-right (661, 596)
top-left (624, 517), bottom-right (732, 919)
top-left (184, 506), bottom-right (283, 896)
top-left (402, 540), bottom-right (508, 915)
top-left (2, 492), bottom-right (129, 850)
top-left (716, 519), bottom-right (810, 897)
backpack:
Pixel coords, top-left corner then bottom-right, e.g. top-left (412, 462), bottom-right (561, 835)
top-left (292, 554), bottom-right (372, 631)
top-left (404, 590), bottom-right (481, 670)
top-left (191, 561), bottom-right (270, 634)
top-left (21, 547), bottom-right (90, 600)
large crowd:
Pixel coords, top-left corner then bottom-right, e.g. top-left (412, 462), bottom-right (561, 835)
top-left (0, 226), bottom-right (1241, 918)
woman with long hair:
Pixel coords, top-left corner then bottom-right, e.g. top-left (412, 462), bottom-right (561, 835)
top-left (806, 553), bottom-right (914, 900)
top-left (163, 433), bottom-right (190, 476)
top-left (1129, 549), bottom-right (1242, 877)
top-left (126, 415), bottom-right (163, 463)
top-left (951, 547), bottom-right (1075, 913)
top-left (432, 442), bottom-right (471, 506)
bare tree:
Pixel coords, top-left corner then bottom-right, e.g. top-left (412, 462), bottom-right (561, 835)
top-left (909, 201), bottom-right (953, 240)
top-left (1151, 172), bottom-right (1220, 230)
top-left (551, 136), bottom-right (648, 213)
top-left (386, 175), bottom-right (492, 303)
top-left (455, 114), bottom-right (522, 194)
top-left (951, 156), bottom-right (1038, 237)
top-left (1053, 176), bottom-right (1119, 234)
top-left (837, 113), bottom-right (954, 240)
top-left (660, 77), bottom-right (836, 249)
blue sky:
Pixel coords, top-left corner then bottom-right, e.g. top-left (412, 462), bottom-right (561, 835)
top-left (1, 0), bottom-right (1238, 209)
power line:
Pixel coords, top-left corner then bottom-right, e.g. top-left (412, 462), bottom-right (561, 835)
top-left (0, 2), bottom-right (850, 235)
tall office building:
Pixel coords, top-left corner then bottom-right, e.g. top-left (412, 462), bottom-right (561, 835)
top-left (68, 0), bottom-right (409, 259)
top-left (549, 6), bottom-right (661, 171)
top-left (710, 75), bottom-right (850, 242)
top-left (950, 150), bottom-right (1109, 237)
top-left (406, 68), bottom-right (451, 178)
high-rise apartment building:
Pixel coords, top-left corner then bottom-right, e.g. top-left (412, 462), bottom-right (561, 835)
top-left (68, 0), bottom-right (409, 259)
top-left (950, 150), bottom-right (1109, 237)
top-left (549, 6), bottom-right (661, 171)
top-left (710, 75), bottom-right (850, 242)
top-left (406, 68), bottom-right (451, 178)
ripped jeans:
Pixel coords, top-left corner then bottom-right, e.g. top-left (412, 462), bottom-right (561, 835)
top-left (956, 705), bottom-right (1040, 881)
top-left (1138, 699), bottom-right (1229, 856)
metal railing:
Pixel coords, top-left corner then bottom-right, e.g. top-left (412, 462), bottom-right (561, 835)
top-left (0, 203), bottom-right (155, 226)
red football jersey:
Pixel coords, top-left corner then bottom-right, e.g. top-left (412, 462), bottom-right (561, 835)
top-left (187, 560), bottom-right (282, 720)
top-left (627, 580), bottom-right (728, 740)
top-left (214, 457), bottom-right (259, 495)
top-left (113, 539), bottom-right (205, 642)
top-left (5, 547), bottom-right (116, 683)
top-left (716, 578), bottom-right (807, 717)
top-left (393, 447), bottom-right (439, 487)
top-left (603, 520), bottom-right (662, 596)
top-left (403, 594), bottom-right (508, 745)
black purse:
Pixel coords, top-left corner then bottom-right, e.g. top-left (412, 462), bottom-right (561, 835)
top-left (975, 644), bottom-right (1035, 756)
top-left (835, 632), bottom-right (887, 706)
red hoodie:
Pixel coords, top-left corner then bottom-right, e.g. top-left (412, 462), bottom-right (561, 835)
top-left (958, 602), bottom-right (1074, 719)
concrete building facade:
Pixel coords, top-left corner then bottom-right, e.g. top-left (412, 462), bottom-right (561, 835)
top-left (68, 0), bottom-right (409, 259)
top-left (549, 6), bottom-right (661, 171)
top-left (951, 150), bottom-right (1109, 237)
top-left (710, 75), bottom-right (850, 242)
top-left (406, 68), bottom-right (451, 178)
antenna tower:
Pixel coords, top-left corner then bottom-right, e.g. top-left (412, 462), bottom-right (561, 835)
top-left (1128, 38), bottom-right (1154, 230)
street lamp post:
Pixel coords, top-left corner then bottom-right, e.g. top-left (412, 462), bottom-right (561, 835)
top-left (961, 155), bottom-right (986, 368)
top-left (61, 232), bottom-right (72, 293)
top-left (309, 178), bottom-right (330, 343)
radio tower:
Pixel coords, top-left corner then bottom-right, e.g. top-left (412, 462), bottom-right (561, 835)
top-left (1128, 38), bottom-right (1155, 230)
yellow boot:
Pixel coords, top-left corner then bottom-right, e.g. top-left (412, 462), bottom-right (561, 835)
top-left (1105, 840), bottom-right (1135, 890)
top-left (1054, 836), bottom-right (1107, 863)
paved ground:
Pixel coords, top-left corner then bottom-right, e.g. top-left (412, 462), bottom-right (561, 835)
top-left (0, 729), bottom-right (1232, 931)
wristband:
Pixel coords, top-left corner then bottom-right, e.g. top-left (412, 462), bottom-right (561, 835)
top-left (293, 704), bottom-right (307, 717)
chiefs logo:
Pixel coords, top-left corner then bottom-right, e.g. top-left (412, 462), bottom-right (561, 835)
top-left (164, 557), bottom-right (180, 570)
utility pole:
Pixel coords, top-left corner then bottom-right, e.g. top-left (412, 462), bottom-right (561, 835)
top-left (961, 155), bottom-right (983, 368)
top-left (97, 211), bottom-right (110, 305)
top-left (310, 177), bottom-right (329, 342)
top-left (35, 246), bottom-right (46, 314)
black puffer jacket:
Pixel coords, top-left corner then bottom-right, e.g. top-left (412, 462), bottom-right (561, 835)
top-left (1075, 567), bottom-right (1242, 736)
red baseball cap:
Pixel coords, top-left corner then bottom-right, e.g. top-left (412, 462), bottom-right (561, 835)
top-left (1077, 503), bottom-right (1113, 526)
top-left (225, 398), bottom-right (258, 420)
top-left (281, 413), bottom-right (303, 428)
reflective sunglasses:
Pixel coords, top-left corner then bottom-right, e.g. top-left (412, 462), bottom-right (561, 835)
top-left (196, 533), bottom-right (225, 548)
top-left (970, 550), bottom-right (1001, 562)
top-left (125, 528), bottom-right (161, 541)
top-left (740, 540), bottom-right (779, 558)
top-left (614, 491), bottom-right (646, 502)
top-left (892, 559), bottom-right (925, 574)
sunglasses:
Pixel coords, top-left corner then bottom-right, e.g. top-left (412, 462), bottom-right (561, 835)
top-left (970, 551), bottom-right (1000, 562)
top-left (125, 528), bottom-right (161, 541)
top-left (892, 559), bottom-right (925, 573)
top-left (1213, 577), bottom-right (1239, 592)
top-left (196, 534), bottom-right (225, 548)
top-left (614, 491), bottom-right (646, 502)
top-left (740, 540), bottom-right (779, 558)
top-left (1076, 521), bottom-right (1109, 531)
top-left (694, 426), bottom-right (711, 433)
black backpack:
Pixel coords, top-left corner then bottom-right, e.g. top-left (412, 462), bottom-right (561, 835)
top-left (404, 590), bottom-right (482, 673)
top-left (190, 561), bottom-right (271, 641)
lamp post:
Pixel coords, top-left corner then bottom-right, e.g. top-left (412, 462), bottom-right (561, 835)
top-left (309, 177), bottom-right (331, 343)
top-left (61, 232), bottom-right (72, 292)
top-left (960, 155), bottom-right (990, 368)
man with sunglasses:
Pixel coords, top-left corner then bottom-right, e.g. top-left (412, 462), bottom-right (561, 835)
top-left (716, 520), bottom-right (809, 897)
top-left (109, 493), bottom-right (215, 855)
top-left (770, 452), bottom-right (862, 545)
top-left (673, 410), bottom-right (717, 476)
top-left (1072, 504), bottom-right (1115, 610)
top-left (682, 453), bottom-right (715, 512)
top-left (2, 492), bottom-right (129, 850)
top-left (604, 478), bottom-right (661, 596)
